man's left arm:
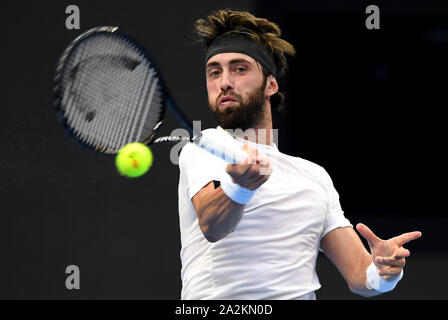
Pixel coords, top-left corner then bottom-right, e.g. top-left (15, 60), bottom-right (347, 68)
top-left (320, 224), bottom-right (422, 297)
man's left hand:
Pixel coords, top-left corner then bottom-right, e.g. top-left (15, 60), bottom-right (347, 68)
top-left (356, 223), bottom-right (422, 280)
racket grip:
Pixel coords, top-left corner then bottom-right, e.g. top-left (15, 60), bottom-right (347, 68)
top-left (195, 129), bottom-right (247, 164)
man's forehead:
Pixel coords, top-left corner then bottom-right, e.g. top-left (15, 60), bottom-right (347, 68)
top-left (206, 52), bottom-right (257, 67)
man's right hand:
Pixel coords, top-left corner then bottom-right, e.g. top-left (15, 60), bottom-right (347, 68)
top-left (225, 144), bottom-right (272, 191)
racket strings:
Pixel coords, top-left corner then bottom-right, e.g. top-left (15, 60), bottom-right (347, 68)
top-left (59, 33), bottom-right (164, 154)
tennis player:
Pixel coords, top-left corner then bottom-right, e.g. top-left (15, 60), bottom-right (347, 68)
top-left (177, 9), bottom-right (422, 300)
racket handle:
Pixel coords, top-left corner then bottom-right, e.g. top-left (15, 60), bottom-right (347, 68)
top-left (195, 129), bottom-right (247, 164)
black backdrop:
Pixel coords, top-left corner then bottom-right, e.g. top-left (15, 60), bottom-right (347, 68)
top-left (2, 0), bottom-right (447, 299)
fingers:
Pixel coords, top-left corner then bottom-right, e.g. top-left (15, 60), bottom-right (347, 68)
top-left (247, 168), bottom-right (271, 189)
top-left (226, 163), bottom-right (252, 179)
top-left (393, 231), bottom-right (422, 246)
top-left (374, 247), bottom-right (409, 279)
top-left (226, 145), bottom-right (266, 177)
top-left (377, 267), bottom-right (403, 280)
top-left (257, 155), bottom-right (272, 177)
top-left (374, 257), bottom-right (406, 280)
top-left (226, 152), bottom-right (272, 190)
top-left (394, 247), bottom-right (411, 259)
top-left (227, 162), bottom-right (266, 181)
top-left (232, 163), bottom-right (271, 190)
top-left (374, 241), bottom-right (410, 266)
top-left (356, 223), bottom-right (381, 247)
top-left (241, 144), bottom-right (261, 164)
top-left (375, 255), bottom-right (407, 268)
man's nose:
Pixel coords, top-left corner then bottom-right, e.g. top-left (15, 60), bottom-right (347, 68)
top-left (220, 70), bottom-right (233, 91)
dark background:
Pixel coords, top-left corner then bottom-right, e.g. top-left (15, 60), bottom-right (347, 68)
top-left (2, 0), bottom-right (447, 299)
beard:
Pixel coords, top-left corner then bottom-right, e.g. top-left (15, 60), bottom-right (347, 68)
top-left (210, 82), bottom-right (267, 131)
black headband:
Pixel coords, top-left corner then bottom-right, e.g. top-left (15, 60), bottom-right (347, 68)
top-left (205, 33), bottom-right (277, 76)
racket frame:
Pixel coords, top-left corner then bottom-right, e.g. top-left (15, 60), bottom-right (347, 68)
top-left (54, 26), bottom-right (192, 155)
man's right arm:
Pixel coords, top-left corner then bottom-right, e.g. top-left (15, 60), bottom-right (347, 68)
top-left (192, 146), bottom-right (271, 243)
top-left (192, 181), bottom-right (245, 243)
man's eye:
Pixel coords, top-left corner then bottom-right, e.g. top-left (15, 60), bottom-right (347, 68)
top-left (235, 67), bottom-right (246, 72)
top-left (209, 70), bottom-right (220, 77)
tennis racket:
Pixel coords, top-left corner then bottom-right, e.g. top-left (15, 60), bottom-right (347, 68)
top-left (53, 26), bottom-right (247, 163)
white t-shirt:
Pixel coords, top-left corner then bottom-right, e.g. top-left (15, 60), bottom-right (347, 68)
top-left (177, 128), bottom-right (352, 300)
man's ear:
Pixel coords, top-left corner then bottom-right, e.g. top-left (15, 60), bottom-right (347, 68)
top-left (265, 75), bottom-right (279, 98)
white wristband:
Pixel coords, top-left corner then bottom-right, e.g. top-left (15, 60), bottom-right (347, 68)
top-left (365, 262), bottom-right (403, 293)
top-left (220, 172), bottom-right (256, 205)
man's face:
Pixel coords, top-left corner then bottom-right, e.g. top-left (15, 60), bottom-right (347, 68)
top-left (205, 52), bottom-right (268, 130)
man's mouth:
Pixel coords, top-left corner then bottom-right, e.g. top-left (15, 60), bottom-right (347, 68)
top-left (219, 96), bottom-right (238, 106)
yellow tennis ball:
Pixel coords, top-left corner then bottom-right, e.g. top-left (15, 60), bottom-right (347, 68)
top-left (115, 143), bottom-right (153, 178)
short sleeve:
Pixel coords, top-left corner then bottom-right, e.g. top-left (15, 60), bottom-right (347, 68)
top-left (179, 142), bottom-right (227, 200)
top-left (320, 171), bottom-right (353, 240)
